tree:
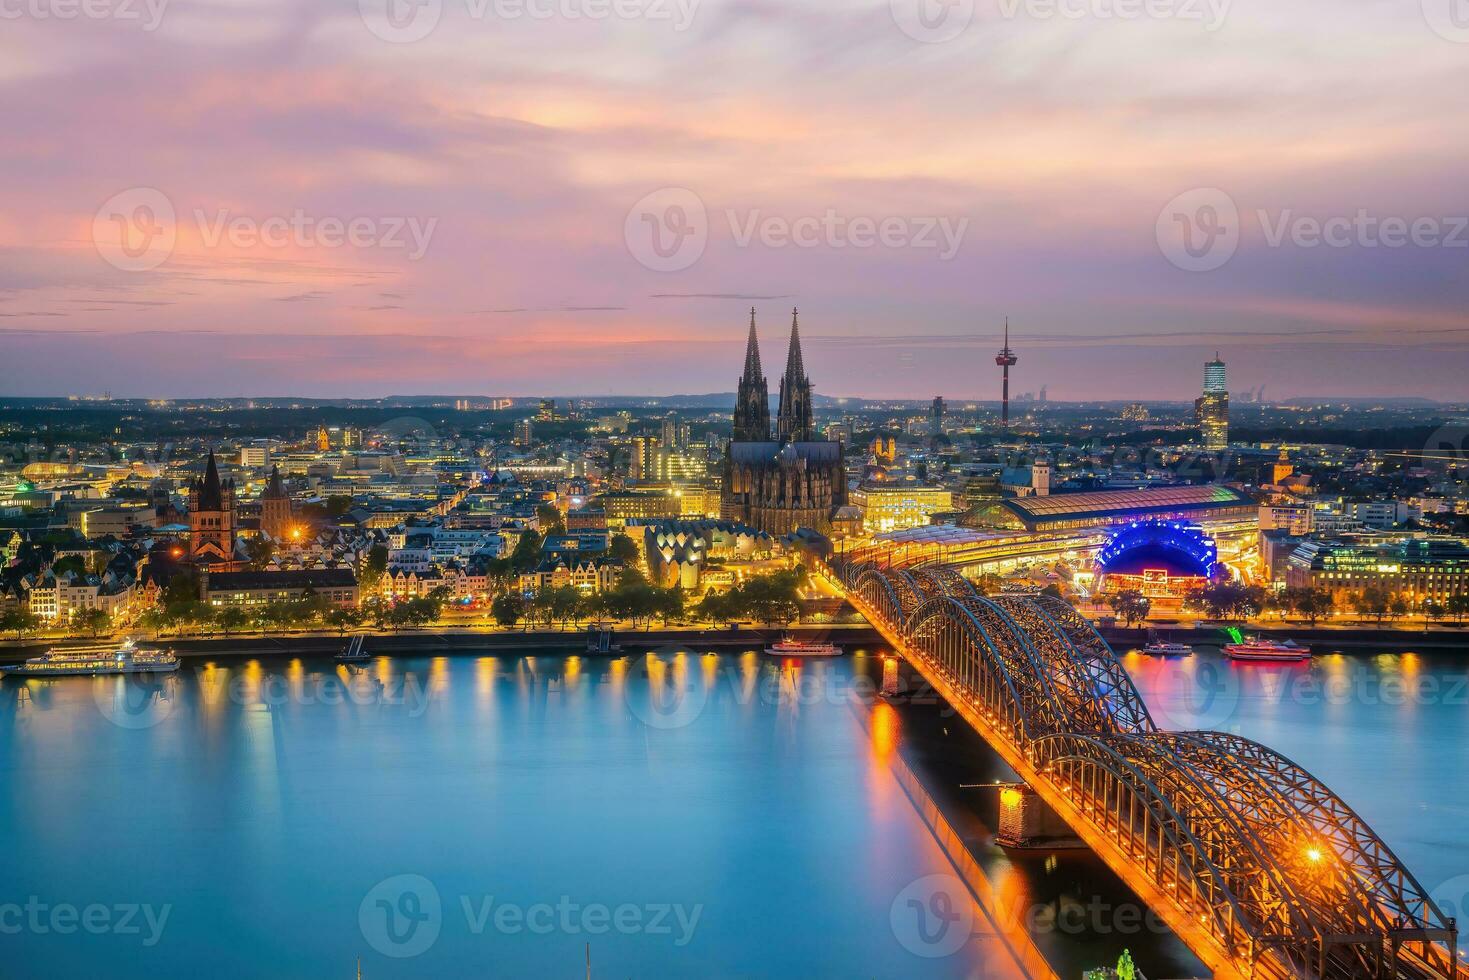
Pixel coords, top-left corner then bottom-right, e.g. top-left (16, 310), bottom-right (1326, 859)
top-left (1188, 581), bottom-right (1266, 621)
top-left (325, 607), bottom-right (364, 635)
top-left (1107, 589), bottom-right (1150, 627)
top-left (1388, 593), bottom-right (1412, 622)
top-left (510, 530), bottom-right (544, 573)
top-left (1448, 593), bottom-right (1469, 627)
top-left (359, 545), bottom-right (389, 594)
top-left (71, 608), bottom-right (111, 637)
top-left (1353, 585), bottom-right (1392, 625)
top-left (736, 570), bottom-right (803, 626)
top-left (653, 585), bottom-right (684, 626)
top-left (161, 570), bottom-right (200, 607)
top-left (1424, 600), bottom-right (1447, 624)
top-left (549, 586), bottom-right (582, 629)
top-left (361, 596), bottom-right (392, 629)
top-left (696, 590), bottom-right (734, 626)
top-left (246, 537), bottom-right (275, 571)
top-left (1294, 588), bottom-right (1334, 625)
top-left (607, 534), bottom-right (639, 564)
top-left (213, 607), bottom-right (249, 636)
top-left (0, 608), bottom-right (40, 639)
top-left (482, 557), bottom-right (515, 596)
top-left (491, 592), bottom-right (523, 630)
top-left (536, 504), bottom-right (566, 537)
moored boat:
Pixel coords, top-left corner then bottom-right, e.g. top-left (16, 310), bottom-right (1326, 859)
top-left (1142, 640), bottom-right (1195, 657)
top-left (1223, 637), bottom-right (1310, 662)
top-left (0, 638), bottom-right (179, 677)
top-left (764, 636), bottom-right (842, 657)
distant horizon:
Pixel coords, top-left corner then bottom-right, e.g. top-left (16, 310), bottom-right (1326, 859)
top-left (3, 390), bottom-right (1460, 410)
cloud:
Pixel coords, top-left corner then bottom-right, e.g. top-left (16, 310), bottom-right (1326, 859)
top-left (0, 0), bottom-right (1465, 397)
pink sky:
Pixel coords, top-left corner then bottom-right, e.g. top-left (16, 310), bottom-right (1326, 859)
top-left (2, 0), bottom-right (1468, 401)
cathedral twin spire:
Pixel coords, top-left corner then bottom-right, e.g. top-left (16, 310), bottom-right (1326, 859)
top-left (734, 308), bottom-right (813, 444)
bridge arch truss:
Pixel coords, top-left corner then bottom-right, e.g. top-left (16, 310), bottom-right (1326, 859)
top-left (828, 556), bottom-right (1460, 979)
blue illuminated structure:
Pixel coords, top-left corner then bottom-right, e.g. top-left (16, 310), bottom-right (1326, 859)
top-left (1096, 519), bottom-right (1218, 579)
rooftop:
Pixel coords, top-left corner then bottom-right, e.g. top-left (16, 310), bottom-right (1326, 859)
top-left (1001, 485), bottom-right (1254, 526)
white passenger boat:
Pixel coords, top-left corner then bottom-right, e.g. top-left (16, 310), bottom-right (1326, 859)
top-left (0, 638), bottom-right (179, 677)
top-left (764, 636), bottom-right (842, 657)
top-left (1142, 640), bottom-right (1195, 657)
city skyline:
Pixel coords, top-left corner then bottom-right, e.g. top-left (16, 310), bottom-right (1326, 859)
top-left (3, 2), bottom-right (1469, 399)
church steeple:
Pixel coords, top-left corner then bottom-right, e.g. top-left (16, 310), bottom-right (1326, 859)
top-left (733, 308), bottom-right (771, 441)
top-left (197, 450), bottom-right (225, 511)
top-left (777, 307), bottom-right (813, 443)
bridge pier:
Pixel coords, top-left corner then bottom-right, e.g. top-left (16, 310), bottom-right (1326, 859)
top-left (994, 782), bottom-right (1085, 850)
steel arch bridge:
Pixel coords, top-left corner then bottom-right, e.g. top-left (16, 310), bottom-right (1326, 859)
top-left (832, 556), bottom-right (1461, 980)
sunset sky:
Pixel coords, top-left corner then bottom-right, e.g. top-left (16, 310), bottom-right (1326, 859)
top-left (2, 0), bottom-right (1468, 401)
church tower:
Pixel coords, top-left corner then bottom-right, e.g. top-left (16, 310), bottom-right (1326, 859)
top-left (259, 464), bottom-right (293, 542)
top-left (188, 450), bottom-right (237, 564)
top-left (733, 308), bottom-right (771, 441)
top-left (776, 308), bottom-right (814, 443)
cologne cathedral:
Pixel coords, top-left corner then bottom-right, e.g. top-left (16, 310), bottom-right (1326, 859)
top-left (720, 309), bottom-right (847, 536)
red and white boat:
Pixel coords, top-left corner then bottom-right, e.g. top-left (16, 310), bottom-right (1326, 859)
top-left (764, 636), bottom-right (842, 657)
top-left (1223, 637), bottom-right (1310, 662)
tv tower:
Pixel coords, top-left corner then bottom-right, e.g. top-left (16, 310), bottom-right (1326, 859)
top-left (995, 318), bottom-right (1018, 427)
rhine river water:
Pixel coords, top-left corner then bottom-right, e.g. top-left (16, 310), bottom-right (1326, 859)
top-left (0, 643), bottom-right (1465, 979)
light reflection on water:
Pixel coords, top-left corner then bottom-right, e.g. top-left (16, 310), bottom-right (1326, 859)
top-left (1125, 646), bottom-right (1469, 906)
top-left (0, 651), bottom-right (1009, 980)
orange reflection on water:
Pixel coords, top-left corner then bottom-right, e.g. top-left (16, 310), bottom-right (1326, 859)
top-left (474, 656), bottom-right (498, 708)
top-left (870, 701), bottom-right (899, 763)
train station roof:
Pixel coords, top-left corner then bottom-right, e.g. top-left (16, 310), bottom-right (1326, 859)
top-left (1000, 485), bottom-right (1254, 529)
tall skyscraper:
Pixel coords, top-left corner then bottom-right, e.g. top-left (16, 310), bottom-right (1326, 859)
top-left (514, 418), bottom-right (534, 447)
top-left (995, 318), bottom-right (1018, 427)
top-left (1196, 353), bottom-right (1230, 450)
top-left (929, 396), bottom-right (946, 439)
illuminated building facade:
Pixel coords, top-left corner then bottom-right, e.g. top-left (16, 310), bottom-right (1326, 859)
top-left (1095, 519), bottom-right (1219, 598)
top-left (188, 450), bottom-right (239, 566)
top-left (259, 465), bottom-right (293, 542)
top-left (1285, 538), bottom-right (1469, 604)
top-left (1195, 353), bottom-right (1229, 450)
top-left (721, 310), bottom-right (847, 536)
top-left (850, 483), bottom-right (955, 534)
